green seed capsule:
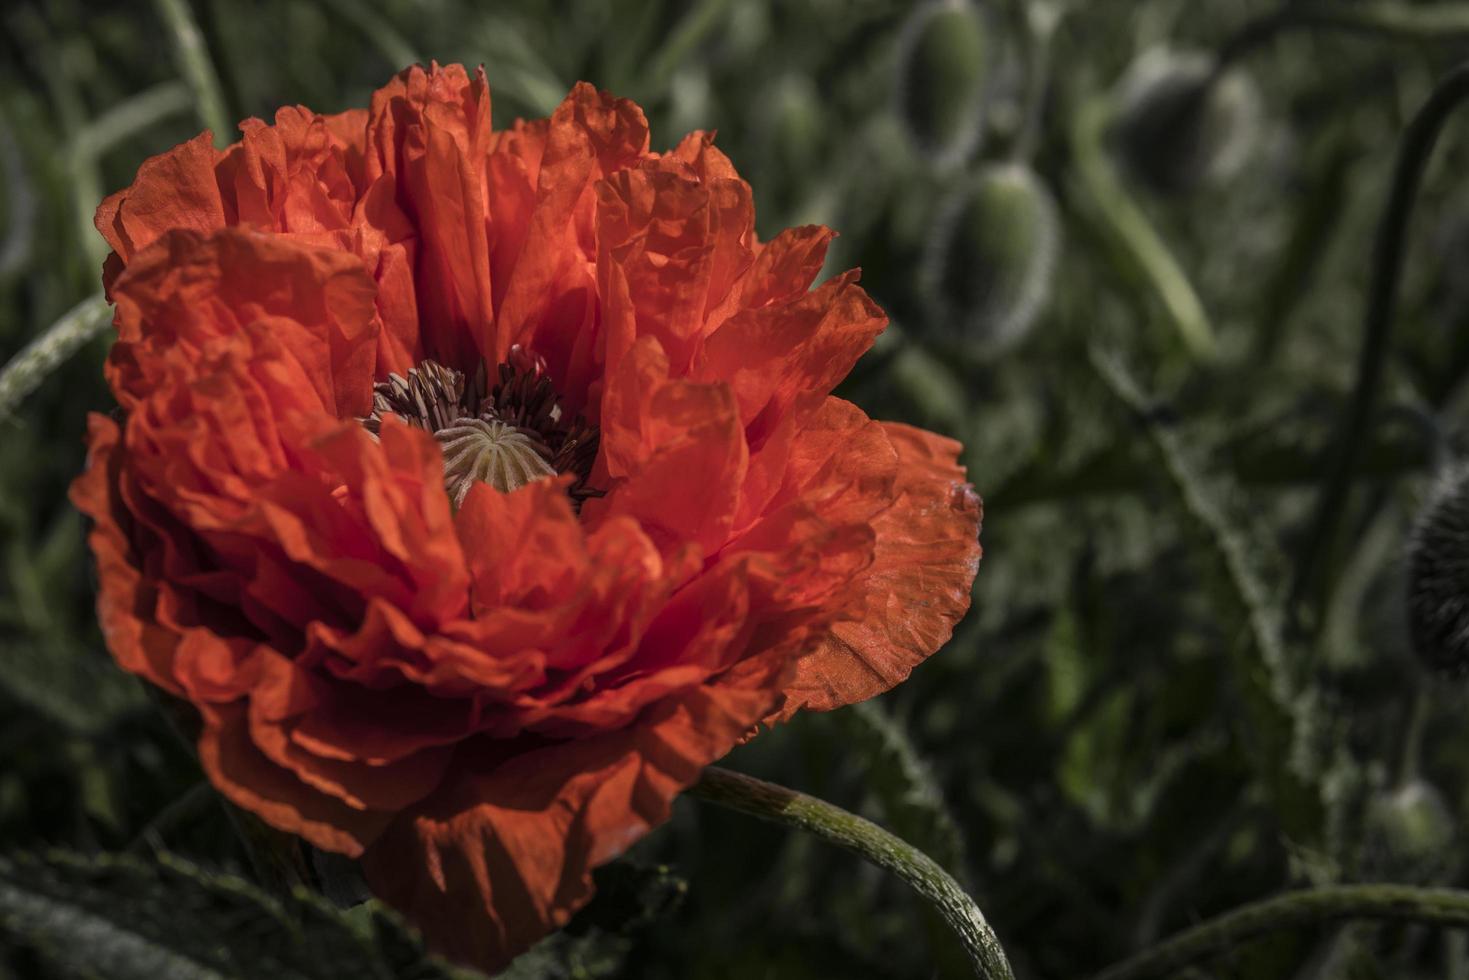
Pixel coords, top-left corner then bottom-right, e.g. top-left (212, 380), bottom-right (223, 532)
top-left (1408, 466), bottom-right (1469, 677)
top-left (1109, 47), bottom-right (1261, 194)
top-left (1362, 779), bottom-right (1458, 884)
top-left (896, 0), bottom-right (991, 168)
top-left (919, 163), bottom-right (1060, 355)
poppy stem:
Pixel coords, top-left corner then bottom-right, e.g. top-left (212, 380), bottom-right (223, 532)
top-left (1217, 3), bottom-right (1469, 71)
top-left (1289, 62), bottom-right (1469, 627)
top-left (152, 0), bottom-right (232, 146)
top-left (687, 766), bottom-right (1014, 980)
top-left (1066, 96), bottom-right (1216, 361)
top-left (1088, 884), bottom-right (1469, 980)
top-left (0, 293), bottom-right (111, 421)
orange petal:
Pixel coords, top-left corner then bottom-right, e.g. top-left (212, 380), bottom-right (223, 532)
top-left (360, 653), bottom-right (784, 972)
top-left (771, 423), bottom-right (982, 719)
top-left (493, 84), bottom-right (649, 387)
top-left (197, 702), bottom-right (392, 857)
top-left (366, 63), bottom-right (495, 368)
top-left (697, 268), bottom-right (887, 443)
top-left (107, 227), bottom-right (379, 418)
top-left (95, 132), bottom-right (227, 272)
top-left (595, 337), bottom-right (747, 555)
top-left (68, 414), bottom-right (184, 695)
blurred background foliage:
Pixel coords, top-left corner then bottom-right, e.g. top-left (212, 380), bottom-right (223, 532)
top-left (4, 0), bottom-right (1469, 977)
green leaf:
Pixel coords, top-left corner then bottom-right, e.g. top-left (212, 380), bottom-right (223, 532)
top-left (495, 861), bottom-right (687, 980)
top-left (0, 640), bottom-right (145, 736)
top-left (0, 850), bottom-right (475, 980)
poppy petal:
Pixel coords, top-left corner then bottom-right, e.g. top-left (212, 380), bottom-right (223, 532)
top-left (771, 423), bottom-right (982, 719)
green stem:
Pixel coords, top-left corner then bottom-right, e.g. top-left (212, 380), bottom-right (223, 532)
top-left (0, 294), bottom-right (111, 420)
top-left (687, 766), bottom-right (1013, 980)
top-left (319, 0), bottom-right (419, 70)
top-left (1068, 97), bottom-right (1216, 360)
top-left (1091, 884), bottom-right (1469, 980)
top-left (645, 0), bottom-right (736, 93)
top-left (1089, 349), bottom-right (1290, 714)
top-left (1290, 62), bottom-right (1469, 622)
top-left (70, 81), bottom-right (193, 162)
top-left (1219, 2), bottom-right (1469, 68)
top-left (1010, 1), bottom-right (1063, 164)
top-left (152, 0), bottom-right (231, 145)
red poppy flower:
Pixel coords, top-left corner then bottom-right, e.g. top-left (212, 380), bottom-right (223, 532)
top-left (71, 63), bottom-right (982, 969)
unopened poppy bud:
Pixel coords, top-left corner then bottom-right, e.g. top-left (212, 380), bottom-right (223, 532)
top-left (1109, 47), bottom-right (1260, 194)
top-left (1362, 779), bottom-right (1458, 884)
top-left (896, 0), bottom-right (992, 168)
top-left (1408, 467), bottom-right (1469, 676)
top-left (919, 162), bottom-right (1059, 355)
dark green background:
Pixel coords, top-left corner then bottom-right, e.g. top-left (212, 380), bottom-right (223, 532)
top-left (4, 1), bottom-right (1469, 977)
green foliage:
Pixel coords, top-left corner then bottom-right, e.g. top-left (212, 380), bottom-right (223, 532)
top-left (4, 0), bottom-right (1469, 977)
top-left (0, 850), bottom-right (468, 980)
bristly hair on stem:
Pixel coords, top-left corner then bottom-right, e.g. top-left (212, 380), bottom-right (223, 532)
top-left (1290, 62), bottom-right (1469, 630)
top-left (687, 766), bottom-right (1014, 980)
top-left (1090, 883), bottom-right (1469, 980)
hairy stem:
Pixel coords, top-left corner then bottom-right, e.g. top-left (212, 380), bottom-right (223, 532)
top-left (0, 294), bottom-right (111, 420)
top-left (1091, 884), bottom-right (1469, 980)
top-left (1068, 97), bottom-right (1216, 360)
top-left (319, 0), bottom-right (419, 70)
top-left (687, 766), bottom-right (1013, 980)
top-left (1219, 3), bottom-right (1469, 68)
top-left (1290, 62), bottom-right (1469, 622)
top-left (152, 0), bottom-right (231, 144)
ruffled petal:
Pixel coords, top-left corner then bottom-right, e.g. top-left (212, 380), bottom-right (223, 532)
top-left (107, 227), bottom-right (379, 418)
top-left (359, 652), bottom-right (785, 972)
top-left (772, 423), bottom-right (982, 719)
top-left (69, 415), bottom-right (184, 694)
top-left (595, 337), bottom-right (746, 555)
top-left (365, 63), bottom-right (494, 368)
top-left (492, 83), bottom-right (649, 397)
top-left (697, 265), bottom-right (887, 444)
top-left (198, 701), bottom-right (393, 857)
top-left (95, 132), bottom-right (227, 279)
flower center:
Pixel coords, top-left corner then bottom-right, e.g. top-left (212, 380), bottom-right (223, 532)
top-left (360, 346), bottom-right (602, 508)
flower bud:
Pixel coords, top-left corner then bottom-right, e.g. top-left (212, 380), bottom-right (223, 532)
top-left (919, 162), bottom-right (1059, 355)
top-left (895, 0), bottom-right (992, 168)
top-left (1362, 779), bottom-right (1458, 884)
top-left (1408, 466), bottom-right (1469, 676)
top-left (1109, 47), bottom-right (1261, 194)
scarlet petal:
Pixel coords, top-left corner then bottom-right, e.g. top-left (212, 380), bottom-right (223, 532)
top-left (360, 654), bottom-right (785, 972)
top-left (198, 702), bottom-right (392, 857)
top-left (107, 228), bottom-right (379, 417)
top-left (771, 423), bottom-right (982, 720)
top-left (596, 338), bottom-right (747, 555)
top-left (95, 132), bottom-right (227, 276)
top-left (595, 168), bottom-right (720, 379)
top-left (698, 267), bottom-right (887, 442)
top-left (494, 83), bottom-right (650, 388)
top-left (367, 63), bottom-right (495, 368)
top-left (69, 414), bottom-right (183, 695)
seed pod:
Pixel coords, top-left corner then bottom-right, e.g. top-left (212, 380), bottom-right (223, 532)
top-left (919, 162), bottom-right (1060, 356)
top-left (1408, 466), bottom-right (1469, 676)
top-left (1109, 47), bottom-right (1261, 194)
top-left (1362, 779), bottom-right (1458, 884)
top-left (895, 0), bottom-right (992, 168)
